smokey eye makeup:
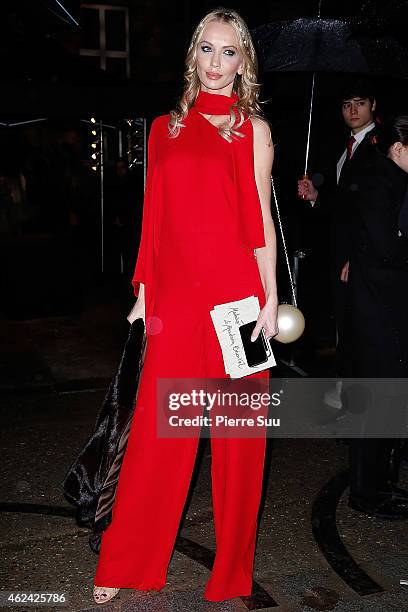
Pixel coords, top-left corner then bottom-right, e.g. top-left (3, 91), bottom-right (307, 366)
top-left (199, 45), bottom-right (236, 56)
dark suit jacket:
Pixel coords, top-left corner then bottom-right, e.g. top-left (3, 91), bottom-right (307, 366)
top-left (314, 129), bottom-right (380, 272)
top-left (347, 154), bottom-right (408, 376)
top-left (311, 130), bottom-right (380, 362)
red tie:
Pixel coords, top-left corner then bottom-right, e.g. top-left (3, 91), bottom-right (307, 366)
top-left (347, 135), bottom-right (356, 160)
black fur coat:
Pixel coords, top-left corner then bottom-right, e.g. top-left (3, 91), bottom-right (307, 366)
top-left (62, 318), bottom-right (146, 553)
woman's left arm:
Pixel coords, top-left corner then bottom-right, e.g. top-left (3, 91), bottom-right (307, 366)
top-left (250, 116), bottom-right (278, 341)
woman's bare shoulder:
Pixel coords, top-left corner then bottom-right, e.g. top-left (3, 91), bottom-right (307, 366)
top-left (249, 116), bottom-right (273, 146)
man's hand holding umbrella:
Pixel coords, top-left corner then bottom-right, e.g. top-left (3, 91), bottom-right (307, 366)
top-left (297, 176), bottom-right (318, 201)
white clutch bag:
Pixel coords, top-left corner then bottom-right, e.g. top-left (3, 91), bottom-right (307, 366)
top-left (210, 295), bottom-right (276, 379)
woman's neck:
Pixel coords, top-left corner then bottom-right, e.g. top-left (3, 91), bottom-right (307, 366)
top-left (200, 85), bottom-right (234, 97)
top-left (387, 152), bottom-right (407, 174)
top-left (389, 151), bottom-right (401, 167)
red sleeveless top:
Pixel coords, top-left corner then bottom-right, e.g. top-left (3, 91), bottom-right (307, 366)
top-left (132, 90), bottom-right (266, 324)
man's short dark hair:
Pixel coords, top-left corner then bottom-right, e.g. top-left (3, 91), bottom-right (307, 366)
top-left (340, 78), bottom-right (376, 105)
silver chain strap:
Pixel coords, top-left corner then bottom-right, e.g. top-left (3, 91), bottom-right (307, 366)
top-left (270, 176), bottom-right (297, 307)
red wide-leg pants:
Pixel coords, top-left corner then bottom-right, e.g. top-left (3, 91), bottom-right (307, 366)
top-left (94, 249), bottom-right (268, 601)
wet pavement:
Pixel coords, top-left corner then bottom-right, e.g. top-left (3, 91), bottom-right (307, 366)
top-left (1, 281), bottom-right (408, 611)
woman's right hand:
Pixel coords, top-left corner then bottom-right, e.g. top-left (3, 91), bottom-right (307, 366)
top-left (127, 297), bottom-right (145, 324)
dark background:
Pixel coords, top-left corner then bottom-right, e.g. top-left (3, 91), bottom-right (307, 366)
top-left (1, 0), bottom-right (397, 115)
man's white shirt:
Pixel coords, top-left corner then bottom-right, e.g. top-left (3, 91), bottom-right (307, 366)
top-left (336, 122), bottom-right (376, 184)
top-left (310, 122), bottom-right (376, 206)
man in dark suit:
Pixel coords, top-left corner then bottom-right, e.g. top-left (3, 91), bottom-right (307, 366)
top-left (298, 82), bottom-right (408, 519)
top-left (344, 117), bottom-right (408, 519)
top-left (298, 80), bottom-right (379, 378)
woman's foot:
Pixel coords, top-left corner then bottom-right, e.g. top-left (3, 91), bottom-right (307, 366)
top-left (93, 586), bottom-right (120, 604)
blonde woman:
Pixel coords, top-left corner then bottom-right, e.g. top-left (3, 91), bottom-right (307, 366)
top-left (93, 7), bottom-right (278, 604)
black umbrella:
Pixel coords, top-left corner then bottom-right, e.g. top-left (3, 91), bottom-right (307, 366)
top-left (252, 1), bottom-right (408, 175)
top-left (253, 16), bottom-right (408, 78)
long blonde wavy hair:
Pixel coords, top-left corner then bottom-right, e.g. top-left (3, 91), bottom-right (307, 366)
top-left (168, 7), bottom-right (264, 142)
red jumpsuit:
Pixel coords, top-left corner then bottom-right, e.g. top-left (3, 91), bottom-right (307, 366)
top-left (94, 91), bottom-right (270, 601)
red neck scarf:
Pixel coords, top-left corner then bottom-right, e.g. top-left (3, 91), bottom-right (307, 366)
top-left (194, 90), bottom-right (239, 115)
top-left (192, 89), bottom-right (265, 252)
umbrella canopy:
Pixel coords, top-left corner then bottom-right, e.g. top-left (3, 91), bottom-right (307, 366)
top-left (252, 16), bottom-right (408, 78)
top-left (252, 4), bottom-right (408, 175)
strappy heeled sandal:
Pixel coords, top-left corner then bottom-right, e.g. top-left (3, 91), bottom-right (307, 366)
top-left (93, 586), bottom-right (120, 604)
